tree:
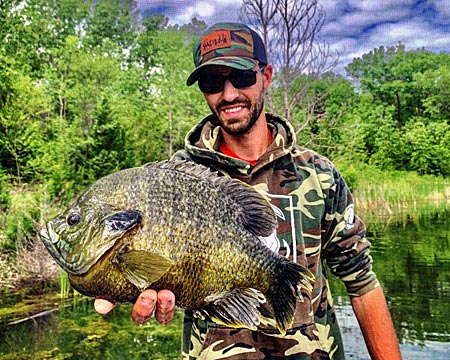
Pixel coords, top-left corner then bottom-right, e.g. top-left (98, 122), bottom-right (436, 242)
top-left (84, 0), bottom-right (139, 49)
top-left (345, 47), bottom-right (450, 174)
top-left (414, 65), bottom-right (450, 121)
top-left (296, 74), bottom-right (357, 159)
top-left (0, 54), bottom-right (50, 183)
top-left (401, 119), bottom-right (450, 176)
top-left (346, 45), bottom-right (450, 128)
top-left (239, 0), bottom-right (337, 125)
top-left (129, 18), bottom-right (207, 160)
top-left (0, 0), bottom-right (91, 77)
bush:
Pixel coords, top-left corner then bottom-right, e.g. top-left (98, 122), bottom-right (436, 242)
top-left (2, 187), bottom-right (41, 251)
top-left (0, 169), bottom-right (11, 211)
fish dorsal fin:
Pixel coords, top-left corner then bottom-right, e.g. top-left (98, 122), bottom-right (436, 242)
top-left (144, 160), bottom-right (214, 179)
top-left (192, 289), bottom-right (266, 330)
top-left (219, 179), bottom-right (277, 237)
top-left (116, 250), bottom-right (172, 290)
top-left (144, 160), bottom-right (277, 237)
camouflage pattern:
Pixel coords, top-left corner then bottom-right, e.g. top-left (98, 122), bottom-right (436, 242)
top-left (172, 113), bottom-right (380, 359)
top-left (187, 22), bottom-right (267, 86)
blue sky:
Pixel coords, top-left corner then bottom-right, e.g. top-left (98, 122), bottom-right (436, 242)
top-left (137, 0), bottom-right (450, 73)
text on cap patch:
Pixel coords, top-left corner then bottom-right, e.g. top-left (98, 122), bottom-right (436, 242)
top-left (201, 30), bottom-right (231, 56)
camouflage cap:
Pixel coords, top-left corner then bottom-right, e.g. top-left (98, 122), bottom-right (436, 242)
top-left (186, 22), bottom-right (268, 86)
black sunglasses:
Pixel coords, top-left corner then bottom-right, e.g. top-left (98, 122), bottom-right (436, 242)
top-left (198, 67), bottom-right (265, 94)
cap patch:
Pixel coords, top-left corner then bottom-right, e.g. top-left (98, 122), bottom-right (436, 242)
top-left (201, 30), bottom-right (231, 56)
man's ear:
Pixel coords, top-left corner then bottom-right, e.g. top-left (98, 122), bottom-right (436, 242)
top-left (262, 64), bottom-right (273, 90)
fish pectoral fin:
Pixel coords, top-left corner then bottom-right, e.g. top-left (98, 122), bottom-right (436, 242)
top-left (194, 289), bottom-right (265, 330)
top-left (117, 251), bottom-right (172, 290)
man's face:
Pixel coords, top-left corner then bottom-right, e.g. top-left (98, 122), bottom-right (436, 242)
top-left (199, 65), bottom-right (272, 136)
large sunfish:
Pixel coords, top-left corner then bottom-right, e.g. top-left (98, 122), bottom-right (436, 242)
top-left (41, 160), bottom-right (314, 334)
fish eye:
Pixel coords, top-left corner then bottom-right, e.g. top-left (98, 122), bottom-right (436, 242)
top-left (67, 213), bottom-right (81, 226)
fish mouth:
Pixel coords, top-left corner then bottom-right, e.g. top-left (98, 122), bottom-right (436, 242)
top-left (40, 222), bottom-right (58, 245)
top-left (40, 222), bottom-right (71, 273)
top-left (40, 220), bottom-right (127, 276)
top-left (40, 221), bottom-right (92, 276)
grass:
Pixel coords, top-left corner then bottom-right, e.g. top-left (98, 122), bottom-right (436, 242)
top-left (59, 271), bottom-right (82, 298)
top-left (0, 240), bottom-right (58, 294)
top-left (342, 164), bottom-right (450, 220)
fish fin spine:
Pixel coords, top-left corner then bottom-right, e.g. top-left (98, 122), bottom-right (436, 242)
top-left (194, 289), bottom-right (263, 330)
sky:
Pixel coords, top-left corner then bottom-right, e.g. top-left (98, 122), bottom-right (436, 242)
top-left (137, 0), bottom-right (450, 74)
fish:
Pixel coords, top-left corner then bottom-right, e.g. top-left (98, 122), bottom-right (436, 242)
top-left (40, 160), bottom-right (314, 334)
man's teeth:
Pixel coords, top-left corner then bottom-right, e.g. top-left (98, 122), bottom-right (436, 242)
top-left (224, 106), bottom-right (242, 113)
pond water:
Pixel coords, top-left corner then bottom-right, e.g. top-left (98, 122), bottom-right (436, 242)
top-left (1, 208), bottom-right (449, 359)
top-left (0, 294), bottom-right (183, 359)
top-left (330, 207), bottom-right (450, 359)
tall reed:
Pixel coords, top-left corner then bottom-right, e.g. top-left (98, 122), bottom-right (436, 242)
top-left (59, 271), bottom-right (80, 298)
top-left (347, 165), bottom-right (450, 220)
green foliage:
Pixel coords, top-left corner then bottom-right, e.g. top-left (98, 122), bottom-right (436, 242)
top-left (401, 119), bottom-right (450, 176)
top-left (0, 3), bottom-right (209, 249)
top-left (414, 65), bottom-right (450, 120)
top-left (84, 0), bottom-right (139, 48)
top-left (1, 1), bottom-right (449, 252)
top-left (345, 44), bottom-right (450, 126)
top-left (300, 73), bottom-right (358, 158)
top-left (0, 169), bottom-right (11, 213)
top-left (0, 54), bottom-right (50, 183)
top-left (341, 45), bottom-right (450, 175)
top-left (2, 187), bottom-right (41, 250)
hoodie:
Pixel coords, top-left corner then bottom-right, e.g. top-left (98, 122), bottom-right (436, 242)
top-left (172, 113), bottom-right (379, 360)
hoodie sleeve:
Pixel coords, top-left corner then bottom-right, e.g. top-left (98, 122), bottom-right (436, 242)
top-left (321, 165), bottom-right (380, 297)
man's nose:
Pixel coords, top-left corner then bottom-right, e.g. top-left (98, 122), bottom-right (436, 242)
top-left (222, 79), bottom-right (239, 101)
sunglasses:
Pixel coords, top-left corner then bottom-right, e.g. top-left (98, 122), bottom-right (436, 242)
top-left (198, 67), bottom-right (265, 94)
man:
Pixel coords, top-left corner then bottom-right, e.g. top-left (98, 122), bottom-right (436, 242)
top-left (95, 22), bottom-right (401, 359)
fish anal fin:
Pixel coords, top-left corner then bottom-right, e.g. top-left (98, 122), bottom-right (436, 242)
top-left (116, 251), bottom-right (172, 290)
top-left (193, 289), bottom-right (265, 331)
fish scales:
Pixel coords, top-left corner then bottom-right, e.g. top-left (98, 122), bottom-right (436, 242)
top-left (41, 160), bottom-right (314, 334)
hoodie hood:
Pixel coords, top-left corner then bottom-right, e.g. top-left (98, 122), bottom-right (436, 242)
top-left (180, 113), bottom-right (297, 176)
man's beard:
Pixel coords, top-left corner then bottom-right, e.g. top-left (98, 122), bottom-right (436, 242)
top-left (210, 91), bottom-right (265, 136)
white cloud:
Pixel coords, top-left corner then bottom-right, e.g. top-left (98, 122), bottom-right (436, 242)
top-left (367, 18), bottom-right (450, 51)
top-left (147, 0), bottom-right (239, 25)
top-left (432, 0), bottom-right (450, 20)
top-left (173, 2), bottom-right (216, 23)
top-left (137, 0), bottom-right (450, 73)
top-left (347, 0), bottom-right (416, 12)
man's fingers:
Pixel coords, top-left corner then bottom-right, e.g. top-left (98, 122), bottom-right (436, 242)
top-left (94, 298), bottom-right (116, 315)
top-left (155, 289), bottom-right (176, 325)
top-left (95, 289), bottom-right (175, 326)
top-left (131, 289), bottom-right (158, 326)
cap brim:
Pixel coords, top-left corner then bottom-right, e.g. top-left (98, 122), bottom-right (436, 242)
top-left (186, 57), bottom-right (258, 86)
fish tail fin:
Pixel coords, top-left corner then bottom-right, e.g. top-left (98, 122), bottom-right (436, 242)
top-left (266, 259), bottom-right (315, 335)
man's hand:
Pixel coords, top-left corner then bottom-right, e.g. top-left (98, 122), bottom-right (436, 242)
top-left (94, 289), bottom-right (176, 326)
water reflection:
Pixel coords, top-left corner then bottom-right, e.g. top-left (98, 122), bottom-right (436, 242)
top-left (370, 210), bottom-right (450, 344)
top-left (0, 296), bottom-right (182, 359)
top-left (0, 209), bottom-right (449, 359)
top-left (330, 208), bottom-right (450, 359)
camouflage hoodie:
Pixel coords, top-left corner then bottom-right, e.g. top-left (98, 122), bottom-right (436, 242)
top-left (172, 113), bottom-right (379, 360)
